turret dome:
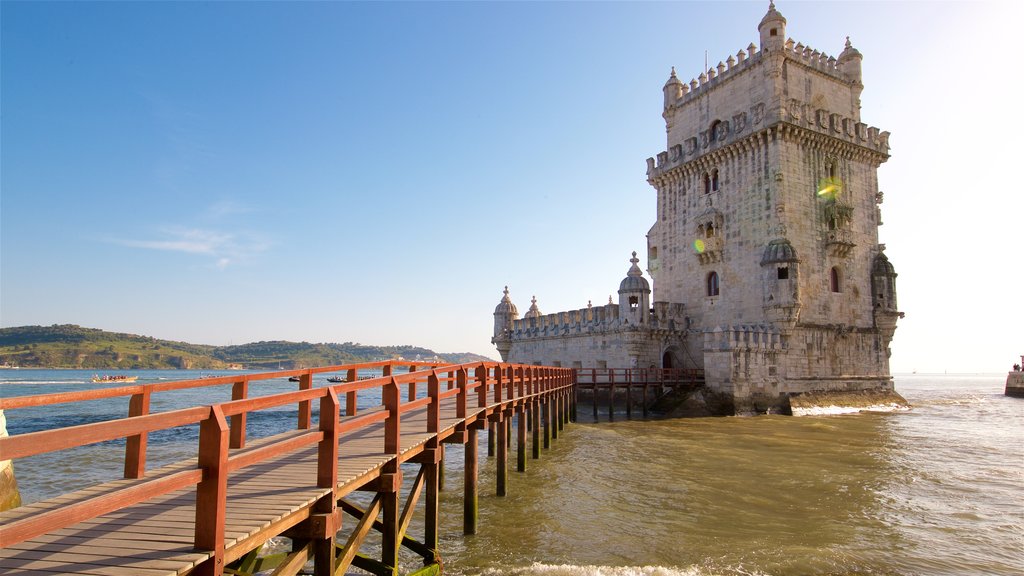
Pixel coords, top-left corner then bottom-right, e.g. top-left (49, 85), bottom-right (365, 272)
top-left (524, 296), bottom-right (542, 319)
top-left (872, 252), bottom-right (897, 277)
top-left (494, 286), bottom-right (519, 315)
top-left (618, 252), bottom-right (651, 293)
top-left (761, 239), bottom-right (799, 265)
top-left (758, 1), bottom-right (787, 31)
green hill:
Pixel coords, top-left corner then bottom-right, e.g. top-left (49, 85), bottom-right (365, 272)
top-left (0, 325), bottom-right (493, 369)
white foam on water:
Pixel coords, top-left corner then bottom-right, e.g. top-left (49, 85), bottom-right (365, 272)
top-left (792, 403), bottom-right (911, 416)
top-left (479, 562), bottom-right (768, 576)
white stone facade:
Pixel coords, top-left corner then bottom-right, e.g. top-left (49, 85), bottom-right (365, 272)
top-left (492, 3), bottom-right (902, 414)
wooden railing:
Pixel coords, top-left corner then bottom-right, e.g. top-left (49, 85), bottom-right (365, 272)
top-left (0, 361), bottom-right (574, 568)
top-left (573, 367), bottom-right (704, 419)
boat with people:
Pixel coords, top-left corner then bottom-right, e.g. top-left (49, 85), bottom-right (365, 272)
top-left (91, 374), bottom-right (138, 383)
top-left (326, 376), bottom-right (344, 383)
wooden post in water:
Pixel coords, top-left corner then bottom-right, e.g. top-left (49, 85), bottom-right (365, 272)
top-left (516, 408), bottom-right (527, 472)
top-left (542, 396), bottom-right (550, 449)
top-left (561, 387), bottom-right (569, 428)
top-left (496, 413), bottom-right (508, 496)
top-left (488, 421), bottom-right (496, 457)
top-left (642, 384), bottom-right (649, 418)
top-left (532, 399), bottom-right (540, 459)
top-left (551, 392), bottom-right (559, 441)
top-left (464, 427), bottom-right (478, 534)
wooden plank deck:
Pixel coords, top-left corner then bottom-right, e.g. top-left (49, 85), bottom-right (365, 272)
top-left (0, 396), bottom-right (487, 575)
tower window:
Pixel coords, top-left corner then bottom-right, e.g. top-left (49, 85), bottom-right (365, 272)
top-left (770, 28), bottom-right (778, 37)
top-left (777, 266), bottom-right (789, 280)
top-left (830, 267), bottom-right (841, 293)
top-left (707, 271), bottom-right (720, 296)
top-left (629, 296), bottom-right (639, 310)
top-left (704, 172), bottom-right (711, 194)
top-left (705, 223), bottom-right (715, 238)
top-left (712, 169), bottom-right (720, 191)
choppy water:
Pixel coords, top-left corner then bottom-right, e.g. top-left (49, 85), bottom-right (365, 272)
top-left (2, 371), bottom-right (1022, 575)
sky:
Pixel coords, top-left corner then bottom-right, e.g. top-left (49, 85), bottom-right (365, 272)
top-left (1, 0), bottom-right (1021, 373)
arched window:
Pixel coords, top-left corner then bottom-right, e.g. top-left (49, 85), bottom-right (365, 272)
top-left (830, 267), bottom-right (841, 293)
top-left (705, 223), bottom-right (715, 238)
top-left (827, 159), bottom-right (837, 180)
top-left (703, 172), bottom-right (711, 194)
top-left (707, 271), bottom-right (720, 296)
top-left (711, 169), bottom-right (720, 192)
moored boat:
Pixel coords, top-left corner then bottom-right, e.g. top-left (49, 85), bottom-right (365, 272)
top-left (91, 374), bottom-right (138, 383)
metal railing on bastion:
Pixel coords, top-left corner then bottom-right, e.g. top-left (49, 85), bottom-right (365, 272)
top-left (0, 361), bottom-right (575, 576)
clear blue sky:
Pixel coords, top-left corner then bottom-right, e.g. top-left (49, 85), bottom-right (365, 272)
top-left (2, 1), bottom-right (1020, 373)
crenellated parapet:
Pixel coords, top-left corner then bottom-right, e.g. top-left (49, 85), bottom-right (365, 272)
top-left (507, 300), bottom-right (687, 340)
top-left (647, 110), bottom-right (889, 183)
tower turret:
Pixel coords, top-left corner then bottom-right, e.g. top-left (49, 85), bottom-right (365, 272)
top-left (617, 252), bottom-right (651, 325)
top-left (663, 67), bottom-right (684, 110)
top-left (758, 1), bottom-right (787, 53)
top-left (492, 286), bottom-right (519, 361)
top-left (837, 36), bottom-right (863, 84)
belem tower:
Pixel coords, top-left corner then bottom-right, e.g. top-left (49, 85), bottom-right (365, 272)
top-left (491, 3), bottom-right (904, 415)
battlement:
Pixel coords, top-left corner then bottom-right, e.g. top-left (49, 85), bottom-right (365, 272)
top-left (505, 301), bottom-right (687, 340)
top-left (664, 36), bottom-right (854, 113)
top-left (646, 100), bottom-right (889, 181)
top-left (663, 42), bottom-right (762, 110)
top-left (783, 38), bottom-right (840, 76)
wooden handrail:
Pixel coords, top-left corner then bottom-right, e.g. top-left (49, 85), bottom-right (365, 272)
top-left (0, 360), bottom-right (575, 553)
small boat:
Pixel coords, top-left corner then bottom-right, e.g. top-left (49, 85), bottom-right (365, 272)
top-left (288, 376), bottom-right (301, 382)
top-left (92, 374), bottom-right (139, 383)
top-left (326, 376), bottom-right (344, 383)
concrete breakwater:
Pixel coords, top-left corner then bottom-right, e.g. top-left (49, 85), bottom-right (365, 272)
top-left (1005, 371), bottom-right (1024, 397)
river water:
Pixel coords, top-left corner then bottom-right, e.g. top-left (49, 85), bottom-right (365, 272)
top-left (2, 371), bottom-right (1021, 575)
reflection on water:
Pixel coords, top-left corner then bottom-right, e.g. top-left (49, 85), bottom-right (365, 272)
top-left (3, 372), bottom-right (1022, 575)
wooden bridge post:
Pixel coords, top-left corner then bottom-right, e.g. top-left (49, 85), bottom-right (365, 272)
top-left (516, 407), bottom-right (527, 472)
top-left (194, 405), bottom-right (229, 576)
top-left (532, 398), bottom-right (540, 459)
top-left (542, 394), bottom-right (550, 449)
top-left (464, 426), bottom-right (478, 534)
top-left (551, 388), bottom-right (559, 441)
top-left (381, 377), bottom-right (402, 573)
top-left (495, 412), bottom-right (508, 496)
top-left (298, 372), bottom-right (313, 430)
top-left (570, 371), bottom-right (577, 423)
top-left (229, 380), bottom-right (247, 449)
top-left (124, 385), bottom-right (151, 479)
top-left (424, 372), bottom-right (441, 555)
top-left (643, 383), bottom-right (649, 418)
top-left (345, 368), bottom-right (358, 416)
top-left (313, 388), bottom-right (340, 576)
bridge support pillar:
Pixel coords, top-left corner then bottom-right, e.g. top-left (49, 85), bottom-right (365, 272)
top-left (516, 408), bottom-right (527, 472)
top-left (487, 421), bottom-right (495, 457)
top-left (551, 395), bottom-right (559, 441)
top-left (464, 427), bottom-right (478, 534)
top-left (380, 466), bottom-right (401, 575)
top-left (424, 460), bottom-right (440, 556)
top-left (495, 414), bottom-right (508, 496)
top-left (531, 402), bottom-right (540, 459)
top-left (542, 398), bottom-right (550, 449)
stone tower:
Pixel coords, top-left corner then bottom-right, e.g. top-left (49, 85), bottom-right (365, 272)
top-left (645, 1), bottom-right (900, 412)
top-left (492, 2), bottom-right (902, 414)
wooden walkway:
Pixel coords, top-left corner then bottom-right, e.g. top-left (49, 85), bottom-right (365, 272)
top-left (0, 362), bottom-right (575, 576)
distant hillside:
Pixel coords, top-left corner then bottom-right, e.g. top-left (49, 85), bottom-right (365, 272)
top-left (0, 325), bottom-right (493, 369)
